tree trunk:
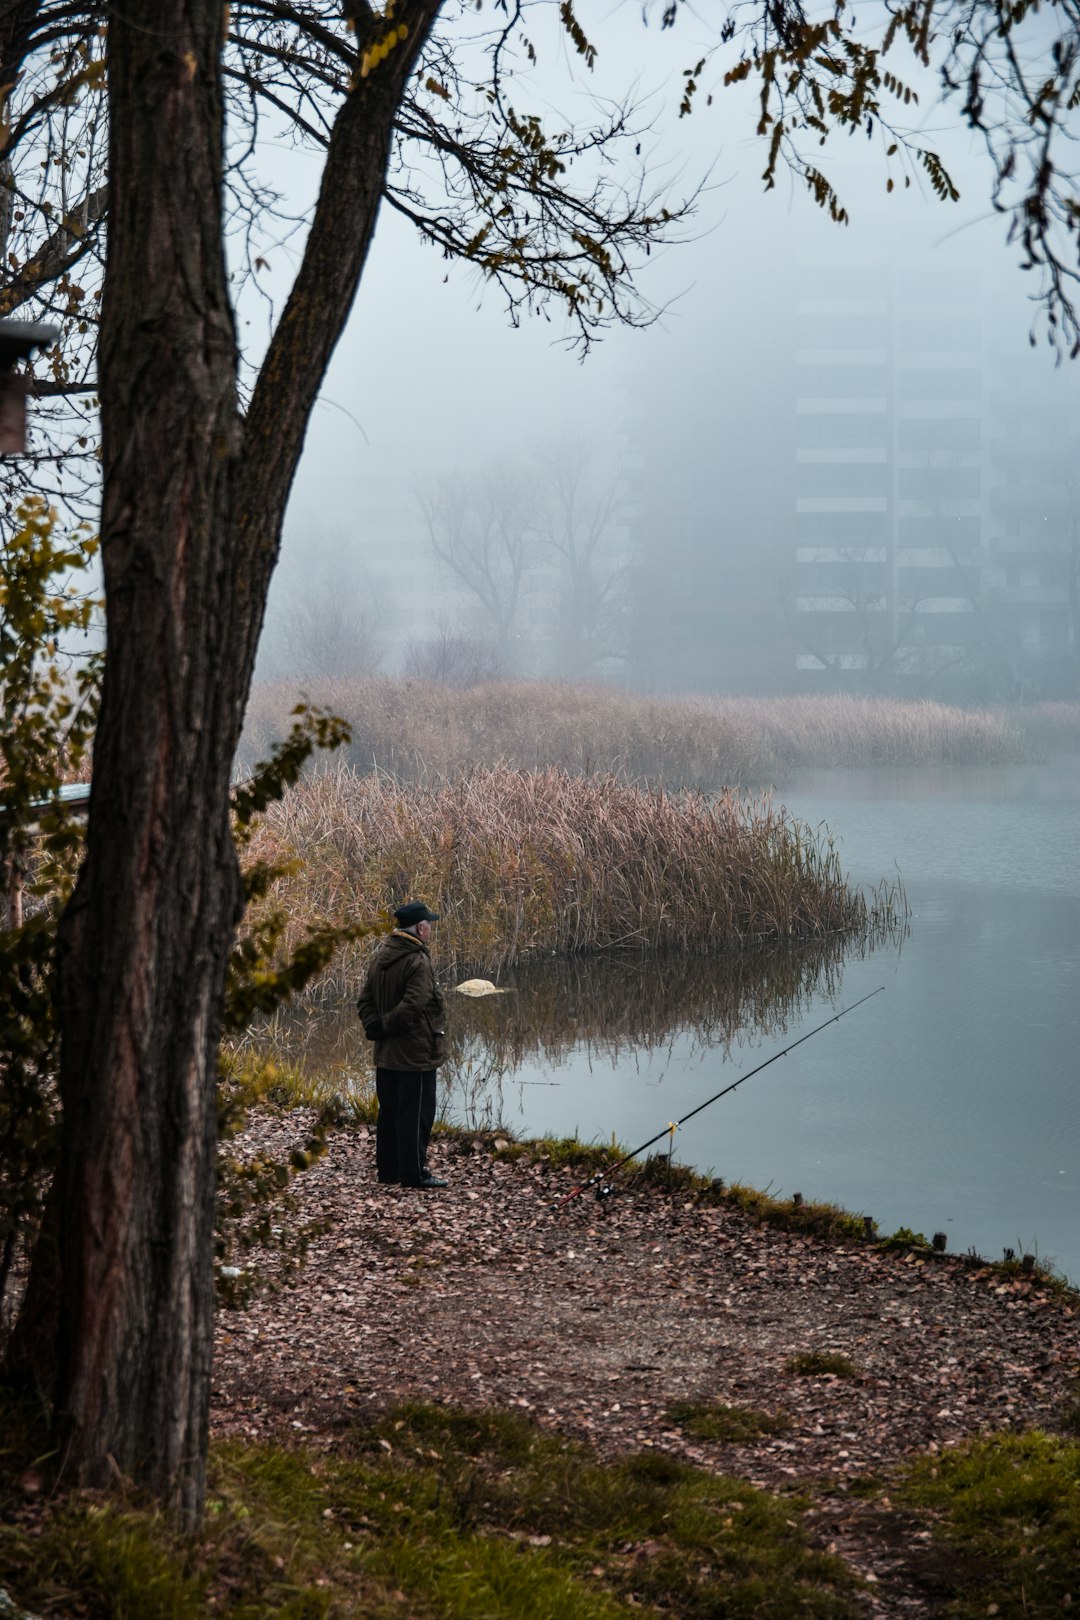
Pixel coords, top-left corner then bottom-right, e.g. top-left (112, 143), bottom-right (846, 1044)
top-left (41, 0), bottom-right (443, 1523)
top-left (50, 0), bottom-right (242, 1523)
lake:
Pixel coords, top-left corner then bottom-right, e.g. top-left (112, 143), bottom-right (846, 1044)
top-left (440, 759), bottom-right (1080, 1282)
top-left (275, 758), bottom-right (1079, 1281)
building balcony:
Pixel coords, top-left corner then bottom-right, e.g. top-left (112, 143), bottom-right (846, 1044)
top-left (796, 397), bottom-right (888, 414)
top-left (795, 596), bottom-right (888, 613)
top-left (796, 448), bottom-right (888, 464)
top-left (797, 546), bottom-right (888, 563)
top-left (986, 583), bottom-right (1070, 608)
top-left (796, 497), bottom-right (888, 514)
top-left (895, 497), bottom-right (981, 519)
top-left (796, 652), bottom-right (871, 670)
top-left (909, 598), bottom-right (976, 614)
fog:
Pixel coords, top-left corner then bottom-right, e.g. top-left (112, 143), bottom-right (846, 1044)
top-left (240, 14), bottom-right (1080, 1281)
top-left (254, 7), bottom-right (1080, 702)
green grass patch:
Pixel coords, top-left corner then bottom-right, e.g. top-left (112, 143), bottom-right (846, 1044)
top-left (986, 1253), bottom-right (1077, 1298)
top-left (218, 1040), bottom-right (378, 1130)
top-left (718, 1182), bottom-right (871, 1244)
top-left (523, 1135), bottom-right (634, 1175)
top-left (876, 1224), bottom-right (931, 1252)
top-left (897, 1430), bottom-right (1080, 1618)
top-left (444, 1125), bottom-right (530, 1164)
top-left (665, 1400), bottom-right (793, 1444)
top-left (0, 1399), bottom-right (860, 1620)
top-left (533, 1157), bottom-right (877, 1253)
top-left (490, 1138), bottom-right (530, 1163)
top-left (785, 1352), bottom-right (862, 1379)
top-left (490, 1142), bottom-right (888, 1258)
top-left (870, 1231), bottom-right (1080, 1305)
top-left (633, 1154), bottom-right (702, 1194)
top-left (363, 1404), bottom-right (856, 1618)
top-left (219, 1046), bottom-right (331, 1117)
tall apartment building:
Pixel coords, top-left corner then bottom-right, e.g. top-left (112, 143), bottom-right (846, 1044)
top-left (626, 227), bottom-right (1077, 698)
top-left (793, 249), bottom-right (987, 691)
top-left (793, 245), bottom-right (1078, 697)
top-left (984, 358), bottom-right (1079, 696)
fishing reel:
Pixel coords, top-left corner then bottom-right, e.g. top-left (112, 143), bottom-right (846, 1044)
top-left (549, 1180), bottom-right (616, 1214)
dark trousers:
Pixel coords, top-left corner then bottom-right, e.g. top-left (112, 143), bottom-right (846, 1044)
top-left (375, 1068), bottom-right (437, 1185)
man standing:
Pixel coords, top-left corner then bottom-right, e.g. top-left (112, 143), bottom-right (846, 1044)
top-left (357, 900), bottom-right (448, 1189)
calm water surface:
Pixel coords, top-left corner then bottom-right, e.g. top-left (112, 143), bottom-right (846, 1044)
top-left (443, 759), bottom-right (1080, 1281)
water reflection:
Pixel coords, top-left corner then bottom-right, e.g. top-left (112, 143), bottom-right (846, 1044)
top-left (446, 942), bottom-right (866, 1130)
top-left (242, 932), bottom-right (884, 1131)
top-left (232, 761), bottom-right (1079, 1277)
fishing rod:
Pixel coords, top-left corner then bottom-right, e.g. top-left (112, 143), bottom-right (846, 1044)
top-left (552, 984), bottom-right (885, 1213)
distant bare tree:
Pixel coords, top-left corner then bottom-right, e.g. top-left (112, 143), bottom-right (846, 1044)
top-left (792, 546), bottom-right (919, 695)
top-left (794, 452), bottom-right (996, 695)
top-left (535, 439), bottom-right (628, 678)
top-left (259, 544), bottom-right (391, 681)
top-left (401, 617), bottom-right (502, 686)
top-left (418, 469), bottom-right (537, 670)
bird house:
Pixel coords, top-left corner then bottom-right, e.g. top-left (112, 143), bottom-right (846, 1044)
top-left (0, 318), bottom-right (58, 453)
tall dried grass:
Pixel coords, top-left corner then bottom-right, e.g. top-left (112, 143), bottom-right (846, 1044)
top-left (245, 763), bottom-right (903, 984)
top-left (1004, 701), bottom-right (1080, 758)
top-left (240, 679), bottom-right (1068, 787)
top-left (698, 694), bottom-right (1028, 771)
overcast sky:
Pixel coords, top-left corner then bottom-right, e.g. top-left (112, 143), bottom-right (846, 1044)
top-left (248, 3), bottom-right (1073, 681)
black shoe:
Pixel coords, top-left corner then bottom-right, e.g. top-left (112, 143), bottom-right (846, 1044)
top-left (401, 1173), bottom-right (448, 1189)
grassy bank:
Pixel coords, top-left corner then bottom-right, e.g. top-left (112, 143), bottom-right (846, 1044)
top-left (0, 1398), bottom-right (857, 1620)
top-left (3, 1397), bottom-right (1078, 1619)
top-left (242, 764), bottom-right (902, 981)
top-left (241, 679), bottom-right (1080, 786)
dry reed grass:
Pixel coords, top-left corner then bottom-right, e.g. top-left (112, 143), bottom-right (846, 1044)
top-left (1005, 701), bottom-right (1080, 758)
top-left (243, 763), bottom-right (902, 983)
top-left (694, 693), bottom-right (1027, 770)
top-left (240, 679), bottom-right (1068, 786)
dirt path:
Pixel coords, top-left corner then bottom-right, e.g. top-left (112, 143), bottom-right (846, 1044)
top-left (213, 1115), bottom-right (1080, 1618)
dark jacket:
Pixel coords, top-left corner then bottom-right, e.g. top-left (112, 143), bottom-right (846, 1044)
top-left (357, 930), bottom-right (447, 1072)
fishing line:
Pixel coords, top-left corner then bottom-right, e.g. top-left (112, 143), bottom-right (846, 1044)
top-left (551, 985), bottom-right (885, 1213)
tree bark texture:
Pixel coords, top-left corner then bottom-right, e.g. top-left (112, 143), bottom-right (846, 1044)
top-left (0, 1), bottom-right (44, 96)
top-left (46, 0), bottom-right (443, 1522)
top-left (52, 0), bottom-right (242, 1524)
